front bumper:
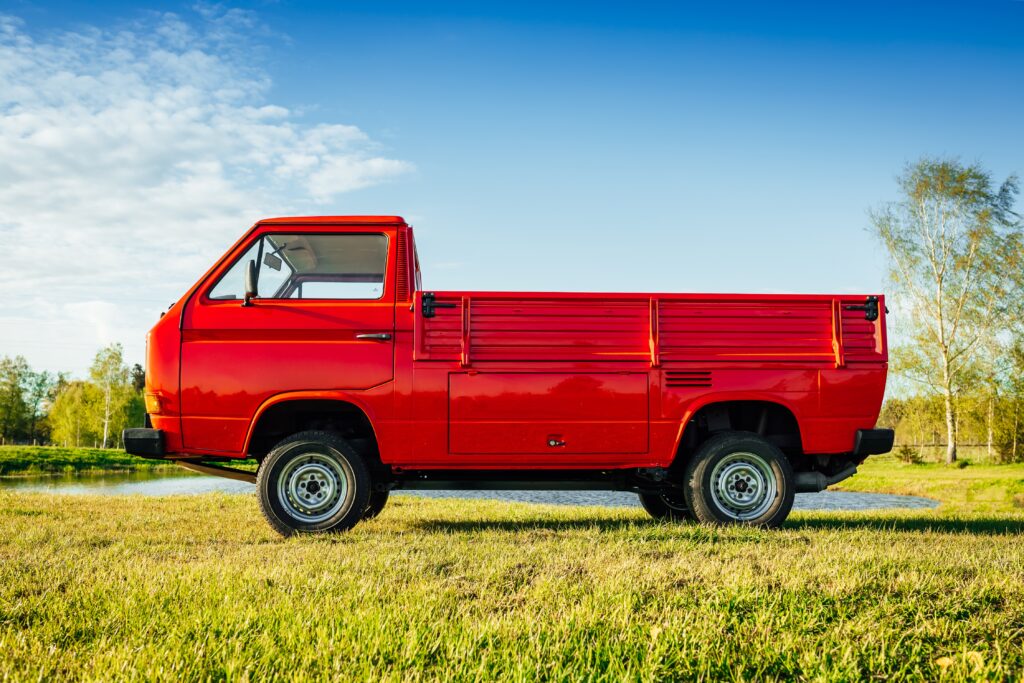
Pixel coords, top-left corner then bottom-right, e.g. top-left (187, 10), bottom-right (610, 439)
top-left (123, 428), bottom-right (165, 458)
top-left (853, 428), bottom-right (894, 456)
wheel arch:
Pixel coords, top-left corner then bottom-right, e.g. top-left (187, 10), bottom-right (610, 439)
top-left (244, 391), bottom-right (382, 462)
top-left (670, 393), bottom-right (804, 468)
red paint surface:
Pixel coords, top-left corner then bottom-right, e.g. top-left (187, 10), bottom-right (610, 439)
top-left (449, 372), bottom-right (649, 454)
top-left (145, 216), bottom-right (890, 470)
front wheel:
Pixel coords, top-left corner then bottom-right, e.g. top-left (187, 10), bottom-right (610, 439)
top-left (683, 431), bottom-right (794, 528)
top-left (257, 430), bottom-right (371, 536)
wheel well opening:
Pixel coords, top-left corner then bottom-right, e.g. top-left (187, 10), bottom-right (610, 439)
top-left (248, 400), bottom-right (379, 464)
top-left (675, 401), bottom-right (802, 467)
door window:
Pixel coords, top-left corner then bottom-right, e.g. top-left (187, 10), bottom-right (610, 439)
top-left (208, 233), bottom-right (388, 301)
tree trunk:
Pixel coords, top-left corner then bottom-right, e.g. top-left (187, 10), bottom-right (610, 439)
top-left (987, 394), bottom-right (994, 460)
top-left (943, 386), bottom-right (958, 464)
top-left (1013, 405), bottom-right (1019, 462)
top-left (101, 383), bottom-right (111, 449)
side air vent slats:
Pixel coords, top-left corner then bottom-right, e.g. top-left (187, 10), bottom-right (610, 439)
top-left (665, 370), bottom-right (713, 388)
top-left (395, 231), bottom-right (410, 302)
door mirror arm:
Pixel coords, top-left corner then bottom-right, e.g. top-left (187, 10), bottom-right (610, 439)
top-left (242, 259), bottom-right (258, 307)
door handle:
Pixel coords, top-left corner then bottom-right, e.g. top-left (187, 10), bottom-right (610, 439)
top-left (355, 333), bottom-right (392, 341)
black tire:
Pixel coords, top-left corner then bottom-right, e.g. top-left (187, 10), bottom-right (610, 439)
top-left (257, 430), bottom-right (371, 536)
top-left (638, 488), bottom-right (694, 521)
top-left (362, 490), bottom-right (390, 520)
top-left (683, 431), bottom-right (794, 528)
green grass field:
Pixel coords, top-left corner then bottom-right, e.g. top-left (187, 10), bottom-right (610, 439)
top-left (0, 445), bottom-right (172, 476)
top-left (1, 452), bottom-right (1022, 681)
top-left (838, 456), bottom-right (1024, 516)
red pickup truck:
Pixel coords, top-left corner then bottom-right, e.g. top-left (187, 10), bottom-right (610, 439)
top-left (124, 216), bottom-right (893, 535)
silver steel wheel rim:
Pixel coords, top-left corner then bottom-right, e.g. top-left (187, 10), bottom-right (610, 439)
top-left (709, 451), bottom-right (777, 521)
top-left (277, 451), bottom-right (352, 523)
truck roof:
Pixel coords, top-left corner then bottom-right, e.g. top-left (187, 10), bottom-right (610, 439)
top-left (256, 216), bottom-right (407, 226)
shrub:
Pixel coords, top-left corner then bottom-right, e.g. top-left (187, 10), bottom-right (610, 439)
top-left (895, 445), bottom-right (922, 464)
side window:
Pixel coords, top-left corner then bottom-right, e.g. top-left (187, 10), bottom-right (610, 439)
top-left (208, 233), bottom-right (388, 301)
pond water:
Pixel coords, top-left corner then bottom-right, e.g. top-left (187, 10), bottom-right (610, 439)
top-left (0, 470), bottom-right (939, 511)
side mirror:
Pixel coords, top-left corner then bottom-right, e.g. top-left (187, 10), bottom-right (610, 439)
top-left (242, 259), bottom-right (257, 307)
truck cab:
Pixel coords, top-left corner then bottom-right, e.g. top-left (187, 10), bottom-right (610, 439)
top-left (125, 216), bottom-right (894, 535)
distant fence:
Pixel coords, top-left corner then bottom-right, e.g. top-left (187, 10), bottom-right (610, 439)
top-left (896, 443), bottom-right (989, 448)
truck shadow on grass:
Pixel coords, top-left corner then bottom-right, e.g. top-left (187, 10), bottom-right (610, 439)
top-left (405, 514), bottom-right (1024, 537)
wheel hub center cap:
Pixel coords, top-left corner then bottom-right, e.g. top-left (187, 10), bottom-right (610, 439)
top-left (709, 451), bottom-right (778, 521)
top-left (276, 452), bottom-right (352, 524)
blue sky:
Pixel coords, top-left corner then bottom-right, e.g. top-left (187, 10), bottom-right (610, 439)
top-left (2, 1), bottom-right (1023, 374)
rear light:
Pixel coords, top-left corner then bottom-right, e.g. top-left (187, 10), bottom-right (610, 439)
top-left (144, 393), bottom-right (163, 414)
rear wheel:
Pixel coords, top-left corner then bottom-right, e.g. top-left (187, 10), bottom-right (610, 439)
top-left (257, 430), bottom-right (371, 536)
top-left (683, 431), bottom-right (794, 528)
top-left (638, 488), bottom-right (693, 521)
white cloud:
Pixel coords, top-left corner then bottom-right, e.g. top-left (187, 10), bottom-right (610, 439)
top-left (309, 157), bottom-right (416, 201)
top-left (0, 8), bottom-right (413, 375)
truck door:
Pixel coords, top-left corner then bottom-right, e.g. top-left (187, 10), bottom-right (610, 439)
top-left (180, 229), bottom-right (396, 453)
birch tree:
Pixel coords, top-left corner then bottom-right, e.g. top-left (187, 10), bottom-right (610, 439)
top-left (872, 158), bottom-right (1022, 463)
top-left (88, 344), bottom-right (132, 449)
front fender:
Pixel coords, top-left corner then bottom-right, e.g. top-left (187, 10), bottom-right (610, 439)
top-left (243, 389), bottom-right (383, 455)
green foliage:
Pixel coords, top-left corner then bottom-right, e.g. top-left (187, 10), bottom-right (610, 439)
top-left (48, 381), bottom-right (102, 448)
top-left (879, 394), bottom-right (944, 445)
top-left (130, 363), bottom-right (145, 392)
top-left (991, 339), bottom-right (1024, 462)
top-left (0, 357), bottom-right (59, 444)
top-left (0, 356), bottom-right (30, 442)
top-left (30, 344), bottom-right (145, 449)
top-left (894, 444), bottom-right (921, 463)
top-left (0, 445), bottom-right (169, 476)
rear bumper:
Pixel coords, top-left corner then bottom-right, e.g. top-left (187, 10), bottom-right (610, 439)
top-left (853, 428), bottom-right (894, 456)
top-left (123, 428), bottom-right (165, 458)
